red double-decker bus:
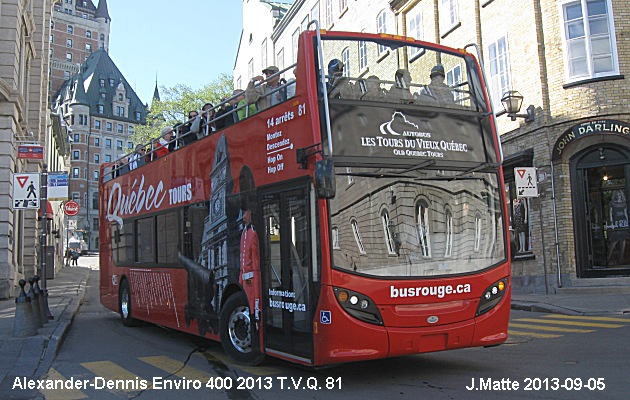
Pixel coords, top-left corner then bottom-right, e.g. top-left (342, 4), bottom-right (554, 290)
top-left (99, 28), bottom-right (510, 367)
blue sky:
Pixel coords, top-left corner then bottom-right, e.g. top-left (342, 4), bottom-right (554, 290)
top-left (107, 0), bottom-right (243, 105)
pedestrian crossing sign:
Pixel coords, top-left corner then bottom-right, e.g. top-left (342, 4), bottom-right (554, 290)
top-left (12, 173), bottom-right (40, 209)
top-left (514, 167), bottom-right (538, 198)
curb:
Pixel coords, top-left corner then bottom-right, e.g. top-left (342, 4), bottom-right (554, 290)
top-left (34, 271), bottom-right (89, 378)
top-left (511, 301), bottom-right (583, 316)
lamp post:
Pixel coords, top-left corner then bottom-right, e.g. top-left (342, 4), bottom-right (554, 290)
top-left (500, 90), bottom-right (535, 123)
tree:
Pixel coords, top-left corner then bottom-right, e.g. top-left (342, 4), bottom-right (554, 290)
top-left (132, 73), bottom-right (233, 145)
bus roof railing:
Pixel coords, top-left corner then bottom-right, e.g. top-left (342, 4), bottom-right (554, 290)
top-left (102, 62), bottom-right (299, 182)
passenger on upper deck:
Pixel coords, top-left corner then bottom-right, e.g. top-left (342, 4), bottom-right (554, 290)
top-left (235, 89), bottom-right (257, 121)
top-left (154, 126), bottom-right (173, 158)
top-left (191, 103), bottom-right (216, 139)
top-left (179, 110), bottom-right (199, 146)
top-left (128, 144), bottom-right (146, 170)
top-left (387, 69), bottom-right (415, 104)
top-left (326, 59), bottom-right (356, 99)
top-left (246, 65), bottom-right (286, 111)
top-left (420, 64), bottom-right (454, 104)
top-left (359, 75), bottom-right (386, 101)
top-left (215, 96), bottom-right (236, 130)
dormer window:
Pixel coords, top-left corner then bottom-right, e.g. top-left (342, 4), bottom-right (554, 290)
top-left (118, 93), bottom-right (123, 101)
top-left (109, 78), bottom-right (115, 87)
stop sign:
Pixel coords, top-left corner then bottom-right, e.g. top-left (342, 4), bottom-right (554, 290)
top-left (64, 200), bottom-right (80, 216)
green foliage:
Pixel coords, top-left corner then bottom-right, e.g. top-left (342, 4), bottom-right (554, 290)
top-left (132, 73), bottom-right (233, 145)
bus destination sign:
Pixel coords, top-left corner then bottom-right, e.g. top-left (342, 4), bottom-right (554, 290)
top-left (329, 104), bottom-right (496, 166)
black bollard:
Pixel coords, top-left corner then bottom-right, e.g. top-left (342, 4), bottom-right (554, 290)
top-left (34, 275), bottom-right (52, 321)
top-left (27, 277), bottom-right (44, 328)
top-left (13, 279), bottom-right (38, 337)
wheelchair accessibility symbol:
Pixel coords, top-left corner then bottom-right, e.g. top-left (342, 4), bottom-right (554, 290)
top-left (320, 310), bottom-right (331, 324)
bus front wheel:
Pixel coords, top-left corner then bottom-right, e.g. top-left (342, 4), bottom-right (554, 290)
top-left (119, 279), bottom-right (137, 327)
top-left (219, 292), bottom-right (265, 365)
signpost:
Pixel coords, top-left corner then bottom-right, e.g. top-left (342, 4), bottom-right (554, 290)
top-left (12, 173), bottom-right (40, 209)
top-left (514, 166), bottom-right (549, 294)
top-left (48, 173), bottom-right (69, 200)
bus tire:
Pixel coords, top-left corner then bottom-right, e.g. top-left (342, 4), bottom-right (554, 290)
top-left (219, 292), bottom-right (265, 365)
top-left (119, 279), bottom-right (137, 327)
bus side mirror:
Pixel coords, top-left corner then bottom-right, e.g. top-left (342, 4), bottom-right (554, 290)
top-left (315, 159), bottom-right (336, 199)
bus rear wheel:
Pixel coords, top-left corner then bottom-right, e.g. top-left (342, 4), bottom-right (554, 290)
top-left (219, 292), bottom-right (265, 365)
top-left (119, 279), bottom-right (137, 327)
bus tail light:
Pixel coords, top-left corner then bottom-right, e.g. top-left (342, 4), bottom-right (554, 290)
top-left (476, 278), bottom-right (508, 316)
top-left (334, 287), bottom-right (383, 325)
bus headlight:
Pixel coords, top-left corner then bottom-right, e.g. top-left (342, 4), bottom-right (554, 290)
top-left (334, 287), bottom-right (383, 325)
top-left (476, 278), bottom-right (508, 316)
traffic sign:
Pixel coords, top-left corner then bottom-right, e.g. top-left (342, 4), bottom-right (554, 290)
top-left (48, 173), bottom-right (69, 200)
top-left (514, 167), bottom-right (538, 198)
top-left (64, 200), bottom-right (80, 216)
top-left (12, 173), bottom-right (40, 209)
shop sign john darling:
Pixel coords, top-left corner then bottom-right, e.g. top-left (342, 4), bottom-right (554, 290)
top-left (552, 119), bottom-right (630, 161)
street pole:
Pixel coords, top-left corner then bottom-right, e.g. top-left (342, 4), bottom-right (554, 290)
top-left (39, 164), bottom-right (53, 320)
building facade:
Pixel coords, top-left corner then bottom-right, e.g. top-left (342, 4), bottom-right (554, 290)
top-left (53, 48), bottom-right (147, 252)
top-left (236, 0), bottom-right (630, 293)
top-left (1, 0), bottom-right (71, 299)
top-left (49, 0), bottom-right (110, 103)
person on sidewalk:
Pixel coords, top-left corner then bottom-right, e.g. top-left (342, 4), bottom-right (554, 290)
top-left (71, 250), bottom-right (79, 266)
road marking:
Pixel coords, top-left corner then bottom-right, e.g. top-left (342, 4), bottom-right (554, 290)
top-left (508, 330), bottom-right (562, 338)
top-left (509, 323), bottom-right (594, 333)
top-left (39, 368), bottom-right (88, 400)
top-left (202, 348), bottom-right (285, 376)
top-left (515, 318), bottom-right (624, 328)
top-left (139, 355), bottom-right (217, 382)
top-left (81, 361), bottom-right (145, 391)
top-left (542, 314), bottom-right (630, 323)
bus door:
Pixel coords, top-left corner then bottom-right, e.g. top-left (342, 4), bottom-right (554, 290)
top-left (260, 181), bottom-right (314, 362)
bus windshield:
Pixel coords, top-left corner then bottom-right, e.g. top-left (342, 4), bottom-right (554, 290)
top-left (330, 167), bottom-right (506, 278)
top-left (319, 36), bottom-right (488, 113)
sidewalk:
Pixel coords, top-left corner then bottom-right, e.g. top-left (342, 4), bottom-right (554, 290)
top-left (0, 261), bottom-right (90, 395)
top-left (511, 292), bottom-right (630, 315)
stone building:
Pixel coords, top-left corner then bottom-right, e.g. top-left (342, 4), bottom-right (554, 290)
top-left (236, 0), bottom-right (630, 293)
top-left (49, 0), bottom-right (110, 103)
top-left (52, 49), bottom-right (147, 251)
top-left (1, 0), bottom-right (70, 299)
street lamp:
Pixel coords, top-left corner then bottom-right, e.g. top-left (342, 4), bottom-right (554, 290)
top-left (500, 90), bottom-right (535, 123)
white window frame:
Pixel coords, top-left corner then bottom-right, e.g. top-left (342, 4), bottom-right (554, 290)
top-left (444, 208), bottom-right (453, 257)
top-left (72, 168), bottom-right (79, 178)
top-left (487, 36), bottom-right (511, 110)
top-left (381, 209), bottom-right (396, 255)
top-left (311, 2), bottom-right (320, 24)
top-left (560, 0), bottom-right (619, 82)
top-left (276, 48), bottom-right (285, 71)
top-left (332, 226), bottom-right (340, 249)
top-left (408, 11), bottom-right (424, 59)
top-left (341, 47), bottom-right (350, 78)
top-left (292, 28), bottom-right (300, 63)
top-left (416, 199), bottom-right (432, 257)
top-left (351, 219), bottom-right (366, 254)
top-left (325, 0), bottom-right (334, 27)
top-left (446, 65), bottom-right (463, 104)
top-left (377, 11), bottom-right (388, 54)
top-left (358, 40), bottom-right (368, 71)
top-left (261, 39), bottom-right (267, 71)
top-left (474, 213), bottom-right (482, 252)
top-left (440, 0), bottom-right (459, 34)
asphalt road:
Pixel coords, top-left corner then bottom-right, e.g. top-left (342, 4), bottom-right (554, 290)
top-left (36, 266), bottom-right (630, 399)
